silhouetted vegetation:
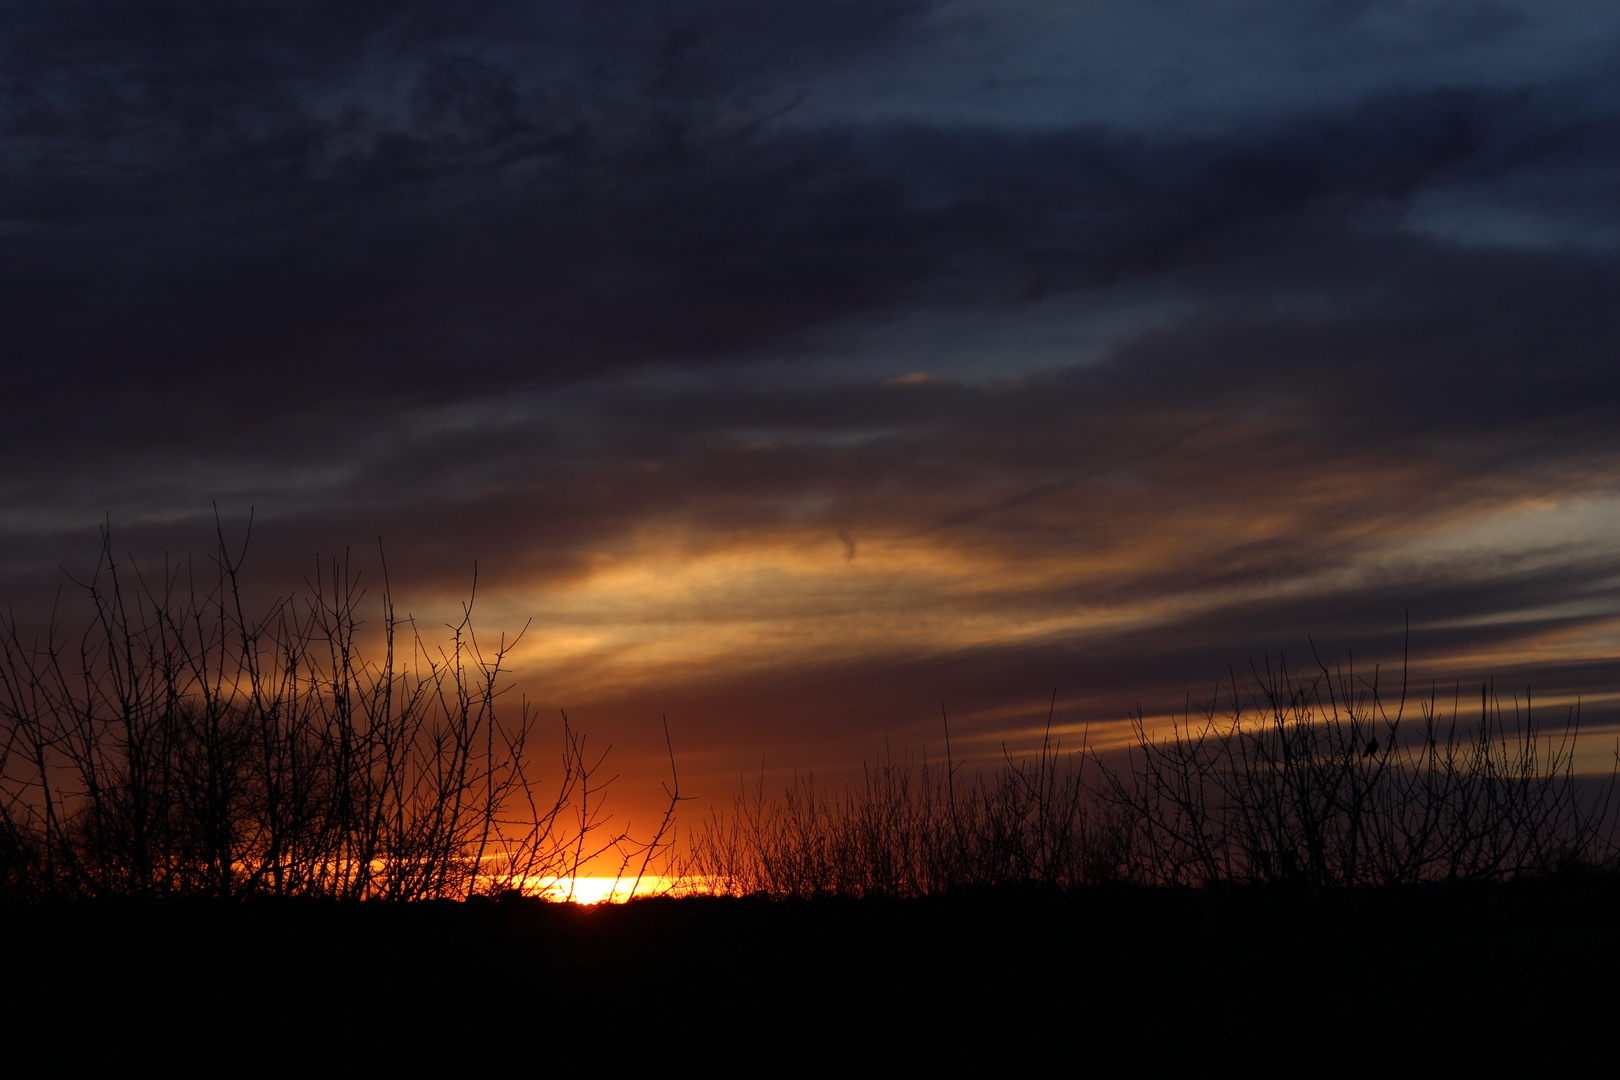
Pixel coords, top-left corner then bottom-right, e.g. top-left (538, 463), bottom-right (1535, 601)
top-left (4, 528), bottom-right (1616, 912)
top-left (684, 714), bottom-right (1129, 896)
top-left (0, 526), bottom-right (674, 902)
top-left (3, 537), bottom-right (1618, 1068)
top-left (685, 652), bottom-right (1619, 896)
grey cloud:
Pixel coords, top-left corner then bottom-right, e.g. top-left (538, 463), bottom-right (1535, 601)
top-left (3, 1), bottom-right (1619, 766)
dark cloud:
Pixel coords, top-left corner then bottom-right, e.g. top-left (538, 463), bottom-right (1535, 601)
top-left (5, 4), bottom-right (1616, 437)
top-left (3, 2), bottom-right (1618, 793)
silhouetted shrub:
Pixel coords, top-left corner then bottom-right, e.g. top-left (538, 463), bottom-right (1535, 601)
top-left (1105, 650), bottom-right (1619, 886)
top-left (685, 651), bottom-right (1619, 896)
top-left (684, 700), bottom-right (1129, 896)
top-left (0, 526), bottom-right (666, 901)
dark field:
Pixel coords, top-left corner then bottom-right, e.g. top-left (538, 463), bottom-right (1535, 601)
top-left (5, 880), bottom-right (1618, 1071)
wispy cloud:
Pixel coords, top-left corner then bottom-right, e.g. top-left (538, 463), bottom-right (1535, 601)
top-left (3, 1), bottom-right (1618, 808)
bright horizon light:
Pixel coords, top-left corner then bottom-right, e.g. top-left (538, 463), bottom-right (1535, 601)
top-left (524, 875), bottom-right (693, 905)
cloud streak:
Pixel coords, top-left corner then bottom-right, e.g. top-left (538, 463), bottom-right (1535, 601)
top-left (3, 1), bottom-right (1619, 806)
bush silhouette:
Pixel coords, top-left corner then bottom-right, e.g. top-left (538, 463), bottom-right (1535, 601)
top-left (684, 652), bottom-right (1619, 896)
top-left (0, 525), bottom-right (673, 901)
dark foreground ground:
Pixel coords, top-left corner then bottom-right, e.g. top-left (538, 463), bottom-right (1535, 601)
top-left (3, 879), bottom-right (1618, 1071)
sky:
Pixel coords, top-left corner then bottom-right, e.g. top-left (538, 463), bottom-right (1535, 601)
top-left (4, 0), bottom-right (1620, 826)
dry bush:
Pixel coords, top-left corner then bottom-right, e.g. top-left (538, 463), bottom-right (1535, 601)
top-left (1105, 648), bottom-right (1620, 887)
top-left (685, 649), bottom-right (1619, 897)
top-left (685, 702), bottom-right (1131, 897)
top-left (0, 524), bottom-right (672, 901)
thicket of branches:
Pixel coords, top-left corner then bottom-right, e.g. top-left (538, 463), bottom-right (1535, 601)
top-left (0, 528), bottom-right (675, 902)
top-left (4, 527), bottom-right (1613, 905)
top-left (684, 706), bottom-right (1129, 897)
top-left (685, 654), bottom-right (1620, 897)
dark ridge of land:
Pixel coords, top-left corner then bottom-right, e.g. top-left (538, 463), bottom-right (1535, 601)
top-left (3, 880), bottom-right (1618, 1071)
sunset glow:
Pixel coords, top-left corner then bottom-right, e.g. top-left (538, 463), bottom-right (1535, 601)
top-left (7, 8), bottom-right (1620, 1071)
